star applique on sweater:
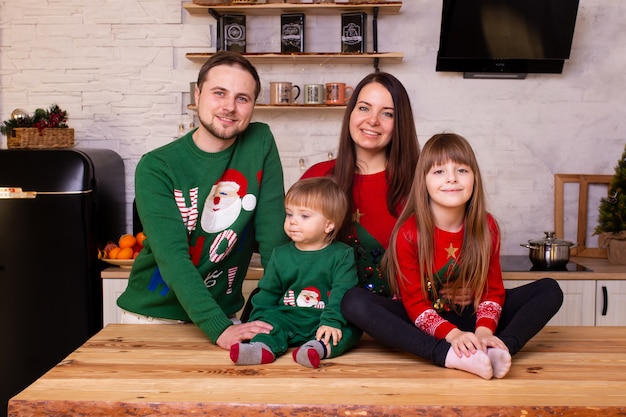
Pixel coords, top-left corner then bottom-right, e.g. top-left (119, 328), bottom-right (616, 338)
top-left (445, 243), bottom-right (459, 259)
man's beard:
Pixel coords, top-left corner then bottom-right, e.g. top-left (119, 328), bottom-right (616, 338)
top-left (199, 115), bottom-right (243, 141)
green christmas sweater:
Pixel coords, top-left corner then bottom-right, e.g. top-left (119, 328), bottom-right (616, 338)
top-left (117, 123), bottom-right (289, 343)
top-left (249, 241), bottom-right (358, 331)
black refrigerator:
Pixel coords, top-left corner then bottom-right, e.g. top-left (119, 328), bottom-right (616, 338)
top-left (0, 148), bottom-right (125, 417)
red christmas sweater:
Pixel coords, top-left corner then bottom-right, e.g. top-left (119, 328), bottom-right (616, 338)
top-left (394, 214), bottom-right (505, 339)
top-left (301, 160), bottom-right (398, 296)
top-left (301, 160), bottom-right (396, 249)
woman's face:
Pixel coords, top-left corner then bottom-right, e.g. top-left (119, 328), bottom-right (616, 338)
top-left (349, 82), bottom-right (395, 156)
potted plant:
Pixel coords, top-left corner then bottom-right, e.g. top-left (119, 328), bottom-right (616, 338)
top-left (595, 144), bottom-right (626, 264)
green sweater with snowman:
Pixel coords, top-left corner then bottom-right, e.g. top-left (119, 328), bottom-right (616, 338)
top-left (117, 123), bottom-right (289, 343)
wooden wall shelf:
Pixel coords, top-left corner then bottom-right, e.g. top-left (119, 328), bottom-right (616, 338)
top-left (187, 104), bottom-right (346, 111)
top-left (183, 2), bottom-right (403, 108)
top-left (183, 2), bottom-right (402, 16)
top-left (185, 52), bottom-right (403, 65)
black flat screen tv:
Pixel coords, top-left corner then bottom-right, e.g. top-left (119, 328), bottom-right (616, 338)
top-left (436, 0), bottom-right (580, 79)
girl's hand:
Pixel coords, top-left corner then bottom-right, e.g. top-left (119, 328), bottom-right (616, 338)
top-left (316, 325), bottom-right (343, 346)
top-left (445, 328), bottom-right (482, 357)
top-left (475, 326), bottom-right (508, 351)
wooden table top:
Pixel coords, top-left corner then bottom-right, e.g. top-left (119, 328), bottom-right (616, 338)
top-left (9, 324), bottom-right (626, 417)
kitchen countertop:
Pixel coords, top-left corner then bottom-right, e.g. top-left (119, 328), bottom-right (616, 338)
top-left (9, 324), bottom-right (626, 417)
top-left (502, 256), bottom-right (626, 280)
top-left (101, 256), bottom-right (626, 281)
top-left (101, 253), bottom-right (264, 279)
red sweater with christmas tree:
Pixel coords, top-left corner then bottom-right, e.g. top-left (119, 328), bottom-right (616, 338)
top-left (394, 214), bottom-right (505, 339)
top-left (301, 160), bottom-right (398, 296)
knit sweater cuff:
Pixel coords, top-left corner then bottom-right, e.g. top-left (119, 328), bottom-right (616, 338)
top-left (434, 321), bottom-right (457, 340)
top-left (200, 314), bottom-right (234, 344)
top-left (475, 318), bottom-right (497, 334)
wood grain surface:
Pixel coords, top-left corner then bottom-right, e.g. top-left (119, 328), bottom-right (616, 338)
top-left (9, 324), bottom-right (626, 417)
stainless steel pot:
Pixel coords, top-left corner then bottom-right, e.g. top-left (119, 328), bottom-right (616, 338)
top-left (520, 231), bottom-right (578, 269)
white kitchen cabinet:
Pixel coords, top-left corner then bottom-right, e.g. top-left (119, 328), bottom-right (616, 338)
top-left (505, 279), bottom-right (626, 326)
top-left (102, 278), bottom-right (129, 327)
top-left (102, 256), bottom-right (626, 327)
top-left (595, 280), bottom-right (626, 325)
top-left (550, 280), bottom-right (597, 326)
top-left (504, 280), bottom-right (596, 326)
top-left (101, 275), bottom-right (260, 326)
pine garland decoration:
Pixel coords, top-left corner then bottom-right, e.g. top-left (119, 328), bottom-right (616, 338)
top-left (1, 104), bottom-right (68, 137)
top-left (595, 144), bottom-right (626, 234)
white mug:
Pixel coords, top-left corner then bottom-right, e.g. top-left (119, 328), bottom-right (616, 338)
top-left (303, 84), bottom-right (326, 105)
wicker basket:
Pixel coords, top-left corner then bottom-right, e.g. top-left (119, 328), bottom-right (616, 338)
top-left (193, 0), bottom-right (235, 4)
top-left (8, 128), bottom-right (74, 149)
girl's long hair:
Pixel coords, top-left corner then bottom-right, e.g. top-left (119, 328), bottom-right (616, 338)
top-left (332, 72), bottom-right (420, 241)
top-left (385, 133), bottom-right (496, 310)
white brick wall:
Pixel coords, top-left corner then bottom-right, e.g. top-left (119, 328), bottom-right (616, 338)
top-left (1, 0), bottom-right (624, 255)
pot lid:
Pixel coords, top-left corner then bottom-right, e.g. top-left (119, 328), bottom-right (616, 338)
top-left (528, 231), bottom-right (574, 247)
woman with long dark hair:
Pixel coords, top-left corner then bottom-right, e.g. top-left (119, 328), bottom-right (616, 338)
top-left (301, 72), bottom-right (420, 297)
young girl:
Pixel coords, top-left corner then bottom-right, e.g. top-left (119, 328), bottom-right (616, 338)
top-left (384, 133), bottom-right (563, 379)
top-left (230, 177), bottom-right (360, 368)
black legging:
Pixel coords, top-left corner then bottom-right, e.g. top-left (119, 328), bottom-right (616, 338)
top-left (341, 278), bottom-right (564, 367)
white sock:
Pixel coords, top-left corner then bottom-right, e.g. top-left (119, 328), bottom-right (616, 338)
top-left (444, 348), bottom-right (493, 379)
top-left (487, 348), bottom-right (512, 379)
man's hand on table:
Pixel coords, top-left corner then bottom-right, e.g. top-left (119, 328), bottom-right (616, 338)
top-left (216, 320), bottom-right (273, 350)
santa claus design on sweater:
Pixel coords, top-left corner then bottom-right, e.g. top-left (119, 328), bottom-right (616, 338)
top-left (283, 286), bottom-right (325, 309)
top-left (201, 168), bottom-right (257, 233)
top-left (199, 169), bottom-right (257, 264)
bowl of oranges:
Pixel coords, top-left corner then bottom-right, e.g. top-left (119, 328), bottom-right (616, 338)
top-left (100, 232), bottom-right (146, 268)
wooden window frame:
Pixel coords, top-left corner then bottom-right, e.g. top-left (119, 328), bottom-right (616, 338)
top-left (554, 174), bottom-right (612, 257)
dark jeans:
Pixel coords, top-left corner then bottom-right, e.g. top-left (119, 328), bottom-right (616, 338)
top-left (240, 287), bottom-right (259, 323)
top-left (340, 278), bottom-right (564, 367)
